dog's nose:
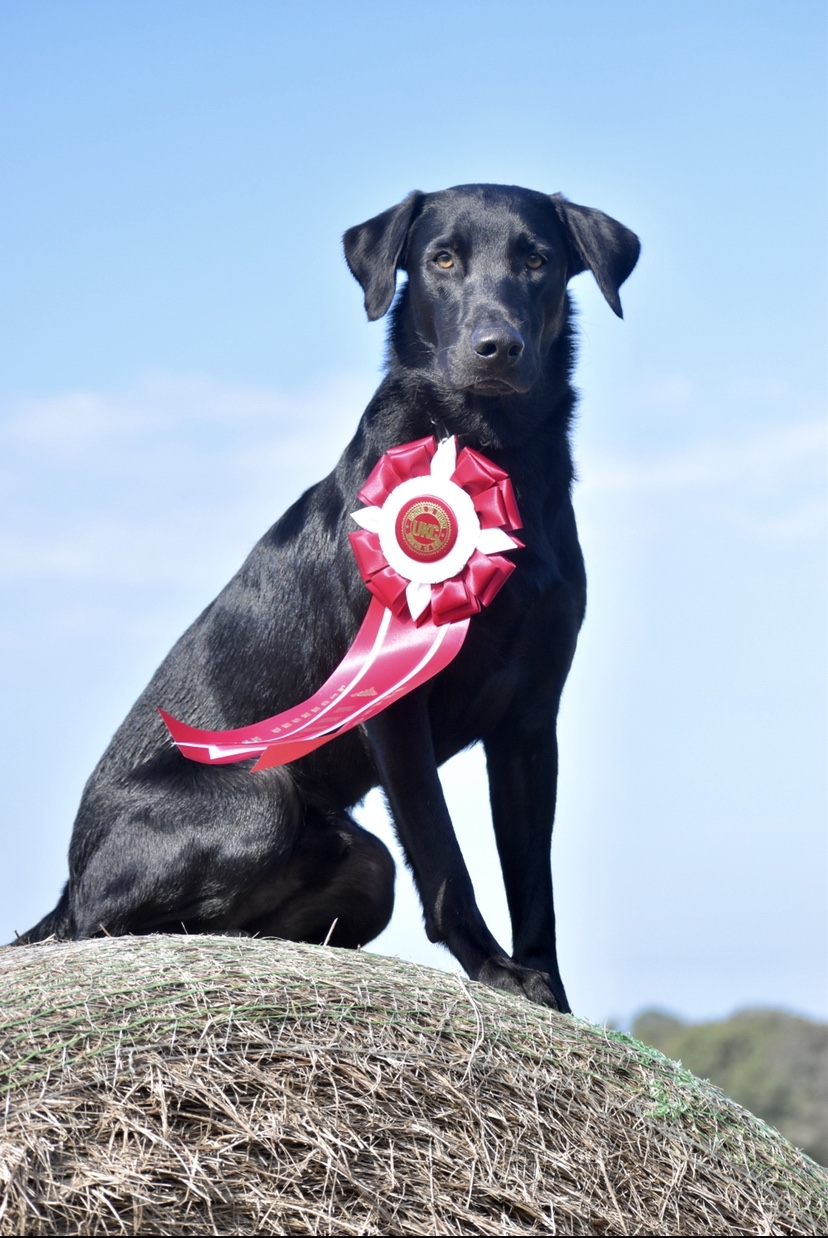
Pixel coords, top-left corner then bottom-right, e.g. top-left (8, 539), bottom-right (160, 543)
top-left (471, 322), bottom-right (525, 363)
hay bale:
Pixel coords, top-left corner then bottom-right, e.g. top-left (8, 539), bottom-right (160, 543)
top-left (1, 936), bottom-right (826, 1235)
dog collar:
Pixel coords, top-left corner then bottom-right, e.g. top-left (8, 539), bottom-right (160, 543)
top-left (161, 436), bottom-right (522, 770)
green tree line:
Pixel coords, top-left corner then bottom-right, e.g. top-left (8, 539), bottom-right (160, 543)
top-left (631, 1008), bottom-right (828, 1167)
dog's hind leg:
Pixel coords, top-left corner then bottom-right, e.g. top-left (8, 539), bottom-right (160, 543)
top-left (64, 760), bottom-right (308, 939)
top-left (242, 810), bottom-right (395, 949)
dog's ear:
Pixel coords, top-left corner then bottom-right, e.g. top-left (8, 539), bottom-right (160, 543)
top-left (343, 191), bottom-right (425, 321)
top-left (551, 195), bottom-right (640, 318)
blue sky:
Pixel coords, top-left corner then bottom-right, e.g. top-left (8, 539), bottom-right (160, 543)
top-left (1, 0), bottom-right (825, 1026)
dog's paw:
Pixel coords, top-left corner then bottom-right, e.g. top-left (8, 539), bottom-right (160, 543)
top-left (477, 956), bottom-right (570, 1012)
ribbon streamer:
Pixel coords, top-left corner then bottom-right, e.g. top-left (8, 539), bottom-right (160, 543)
top-left (160, 602), bottom-right (467, 771)
top-left (161, 435), bottom-right (522, 771)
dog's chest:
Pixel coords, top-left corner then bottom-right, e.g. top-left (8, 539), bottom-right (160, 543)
top-left (428, 565), bottom-right (582, 757)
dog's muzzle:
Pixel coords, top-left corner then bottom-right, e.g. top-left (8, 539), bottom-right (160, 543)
top-left (444, 319), bottom-right (534, 395)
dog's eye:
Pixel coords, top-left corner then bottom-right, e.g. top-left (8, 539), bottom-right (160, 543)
top-left (526, 253), bottom-right (546, 270)
top-left (435, 252), bottom-right (454, 269)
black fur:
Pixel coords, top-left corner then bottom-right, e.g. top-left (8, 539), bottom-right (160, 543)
top-left (18, 183), bottom-right (639, 1012)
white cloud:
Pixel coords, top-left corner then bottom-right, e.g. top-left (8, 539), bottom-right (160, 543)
top-left (585, 419), bottom-right (825, 495)
top-left (1, 377), bottom-right (825, 597)
top-left (2, 372), bottom-right (375, 459)
top-left (639, 374), bottom-right (793, 411)
top-left (724, 495), bottom-right (827, 543)
top-left (641, 374), bottom-right (697, 409)
top-left (0, 373), bottom-right (376, 585)
top-left (579, 417), bottom-right (827, 543)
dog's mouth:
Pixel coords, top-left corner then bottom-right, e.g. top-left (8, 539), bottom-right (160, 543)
top-left (437, 346), bottom-right (534, 397)
top-left (465, 377), bottom-right (522, 397)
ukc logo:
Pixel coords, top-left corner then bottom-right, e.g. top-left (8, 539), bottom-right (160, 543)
top-left (395, 495), bottom-right (458, 563)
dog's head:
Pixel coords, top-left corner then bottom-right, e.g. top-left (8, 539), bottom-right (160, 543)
top-left (344, 184), bottom-right (639, 396)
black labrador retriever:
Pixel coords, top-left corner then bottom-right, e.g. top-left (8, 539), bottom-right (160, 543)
top-left (18, 184), bottom-right (639, 1012)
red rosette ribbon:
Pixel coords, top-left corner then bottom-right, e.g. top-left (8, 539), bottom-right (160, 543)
top-left (349, 435), bottom-right (523, 626)
top-left (161, 436), bottom-right (522, 771)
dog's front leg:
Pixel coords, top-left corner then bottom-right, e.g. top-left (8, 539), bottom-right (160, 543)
top-left (484, 718), bottom-right (571, 1013)
top-left (365, 690), bottom-right (562, 1008)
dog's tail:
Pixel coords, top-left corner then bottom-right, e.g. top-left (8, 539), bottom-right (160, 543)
top-left (12, 884), bottom-right (73, 945)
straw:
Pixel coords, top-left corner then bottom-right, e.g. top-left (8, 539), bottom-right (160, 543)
top-left (1, 935), bottom-right (825, 1235)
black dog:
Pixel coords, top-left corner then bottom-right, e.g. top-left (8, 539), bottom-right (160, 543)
top-left (19, 184), bottom-right (639, 1012)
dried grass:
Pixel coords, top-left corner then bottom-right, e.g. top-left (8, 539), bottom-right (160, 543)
top-left (1, 934), bottom-right (825, 1235)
